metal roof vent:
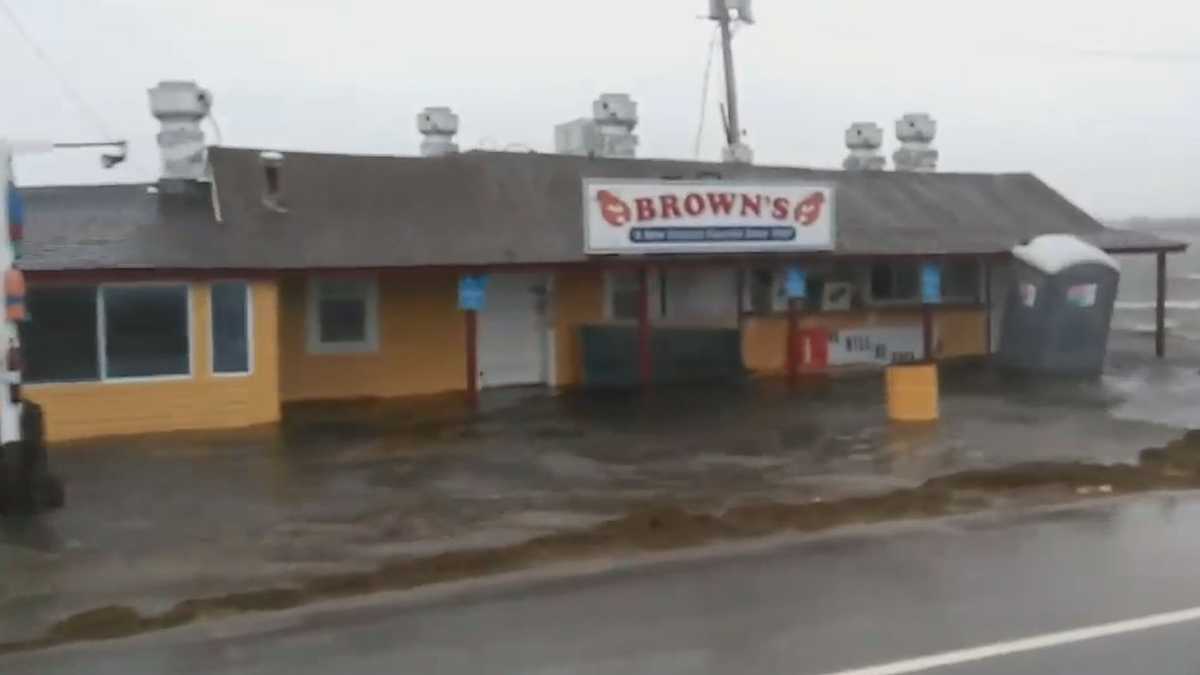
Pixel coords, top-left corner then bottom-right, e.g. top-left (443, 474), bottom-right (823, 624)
top-left (148, 80), bottom-right (212, 181)
top-left (259, 150), bottom-right (287, 213)
top-left (417, 106), bottom-right (460, 157)
top-left (892, 113), bottom-right (938, 172)
top-left (843, 122), bottom-right (886, 171)
top-left (592, 93), bottom-right (639, 158)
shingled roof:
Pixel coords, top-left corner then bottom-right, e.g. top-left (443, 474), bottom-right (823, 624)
top-left (20, 147), bottom-right (1183, 272)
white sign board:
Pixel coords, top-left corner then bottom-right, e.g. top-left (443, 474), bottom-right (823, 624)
top-left (828, 326), bottom-right (923, 366)
top-left (583, 179), bottom-right (835, 254)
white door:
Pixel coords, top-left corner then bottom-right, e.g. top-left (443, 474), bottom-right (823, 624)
top-left (478, 273), bottom-right (547, 388)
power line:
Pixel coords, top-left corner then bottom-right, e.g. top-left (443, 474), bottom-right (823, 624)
top-left (0, 0), bottom-right (115, 139)
top-left (693, 25), bottom-right (720, 159)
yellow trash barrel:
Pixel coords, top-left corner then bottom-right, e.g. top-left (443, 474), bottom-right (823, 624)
top-left (886, 363), bottom-right (939, 422)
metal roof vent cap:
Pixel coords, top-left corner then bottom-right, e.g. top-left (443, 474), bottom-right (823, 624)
top-left (892, 113), bottom-right (938, 172)
top-left (418, 106), bottom-right (460, 157)
top-left (148, 80), bottom-right (212, 182)
top-left (843, 122), bottom-right (886, 171)
top-left (259, 150), bottom-right (287, 213)
top-left (592, 93), bottom-right (639, 159)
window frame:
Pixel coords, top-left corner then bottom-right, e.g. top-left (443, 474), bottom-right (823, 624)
top-left (306, 275), bottom-right (380, 355)
top-left (98, 282), bottom-right (195, 383)
top-left (25, 281), bottom-right (195, 387)
top-left (941, 257), bottom-right (984, 304)
top-left (865, 260), bottom-right (921, 306)
top-left (209, 281), bottom-right (254, 377)
top-left (603, 269), bottom-right (665, 322)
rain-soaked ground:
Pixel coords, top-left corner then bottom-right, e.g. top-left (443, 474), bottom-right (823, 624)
top-left (0, 332), bottom-right (1196, 643)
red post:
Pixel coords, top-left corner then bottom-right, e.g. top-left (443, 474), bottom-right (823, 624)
top-left (787, 298), bottom-right (798, 386)
top-left (465, 309), bottom-right (478, 407)
top-left (637, 266), bottom-right (653, 386)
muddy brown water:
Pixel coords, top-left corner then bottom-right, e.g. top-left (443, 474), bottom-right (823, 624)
top-left (4, 431), bottom-right (1199, 656)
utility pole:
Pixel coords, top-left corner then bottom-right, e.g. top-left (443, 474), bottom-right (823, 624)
top-left (708, 0), bottom-right (754, 163)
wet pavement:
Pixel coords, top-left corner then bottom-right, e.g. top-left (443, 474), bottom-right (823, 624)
top-left (0, 331), bottom-right (1196, 643)
top-left (4, 493), bottom-right (1200, 674)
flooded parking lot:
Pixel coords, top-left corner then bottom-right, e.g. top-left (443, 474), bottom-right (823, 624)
top-left (0, 332), bottom-right (1194, 642)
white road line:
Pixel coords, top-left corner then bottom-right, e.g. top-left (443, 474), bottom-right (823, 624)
top-left (814, 606), bottom-right (1200, 675)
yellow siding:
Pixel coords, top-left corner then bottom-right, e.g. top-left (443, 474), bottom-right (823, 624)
top-left (554, 268), bottom-right (605, 387)
top-left (741, 307), bottom-right (988, 375)
top-left (28, 281), bottom-right (281, 442)
top-left (279, 271), bottom-right (466, 402)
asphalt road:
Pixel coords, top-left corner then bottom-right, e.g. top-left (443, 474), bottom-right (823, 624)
top-left (5, 493), bottom-right (1200, 674)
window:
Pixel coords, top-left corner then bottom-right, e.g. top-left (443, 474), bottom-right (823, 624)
top-left (869, 262), bottom-right (919, 303)
top-left (943, 259), bottom-right (982, 302)
top-left (605, 270), bottom-right (664, 321)
top-left (308, 277), bottom-right (378, 353)
top-left (22, 284), bottom-right (192, 384)
top-left (21, 287), bottom-right (100, 383)
top-left (211, 282), bottom-right (251, 374)
top-left (103, 285), bottom-right (191, 378)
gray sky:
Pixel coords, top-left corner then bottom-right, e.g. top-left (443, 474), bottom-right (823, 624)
top-left (2, 0), bottom-right (1198, 218)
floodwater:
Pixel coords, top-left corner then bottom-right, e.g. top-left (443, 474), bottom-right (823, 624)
top-left (0, 342), bottom-right (1194, 643)
top-left (1113, 220), bottom-right (1200, 339)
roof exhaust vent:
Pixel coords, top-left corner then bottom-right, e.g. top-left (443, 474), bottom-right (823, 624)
top-left (892, 113), bottom-right (938, 172)
top-left (417, 106), bottom-right (460, 157)
top-left (554, 93), bottom-right (639, 159)
top-left (592, 93), bottom-right (639, 158)
top-left (259, 150), bottom-right (287, 212)
top-left (843, 122), bottom-right (886, 171)
top-left (148, 80), bottom-right (212, 181)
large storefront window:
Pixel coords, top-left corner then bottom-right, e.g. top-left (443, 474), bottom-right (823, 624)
top-left (22, 284), bottom-right (195, 383)
top-left (22, 287), bottom-right (100, 383)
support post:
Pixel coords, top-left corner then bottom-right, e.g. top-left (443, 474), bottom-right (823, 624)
top-left (983, 260), bottom-right (993, 355)
top-left (1156, 252), bottom-right (1167, 358)
top-left (786, 298), bottom-right (799, 386)
top-left (637, 266), bottom-right (653, 386)
top-left (922, 304), bottom-right (934, 362)
top-left (465, 309), bottom-right (478, 407)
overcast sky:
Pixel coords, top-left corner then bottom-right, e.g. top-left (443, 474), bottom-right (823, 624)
top-left (2, 0), bottom-right (1198, 218)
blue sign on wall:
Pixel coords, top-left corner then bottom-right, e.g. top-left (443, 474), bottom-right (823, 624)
top-left (458, 274), bottom-right (488, 311)
top-left (784, 265), bottom-right (807, 299)
top-left (921, 262), bottom-right (942, 303)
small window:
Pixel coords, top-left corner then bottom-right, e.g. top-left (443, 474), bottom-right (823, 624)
top-left (211, 282), bottom-right (251, 374)
top-left (943, 259), bottom-right (981, 302)
top-left (21, 286), bottom-right (100, 383)
top-left (746, 267), bottom-right (781, 314)
top-left (103, 285), bottom-right (191, 378)
top-left (605, 270), bottom-right (664, 321)
top-left (870, 262), bottom-right (919, 303)
top-left (308, 277), bottom-right (378, 353)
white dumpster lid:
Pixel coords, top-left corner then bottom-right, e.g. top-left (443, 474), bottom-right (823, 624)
top-left (1011, 234), bottom-right (1119, 274)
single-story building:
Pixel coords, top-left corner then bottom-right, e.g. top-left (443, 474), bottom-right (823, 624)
top-left (18, 144), bottom-right (1183, 442)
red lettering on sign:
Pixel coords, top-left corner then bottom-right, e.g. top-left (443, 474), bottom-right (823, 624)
top-left (740, 194), bottom-right (763, 217)
top-left (795, 192), bottom-right (826, 225)
top-left (706, 192), bottom-right (736, 216)
top-left (683, 193), bottom-right (705, 216)
top-left (635, 197), bottom-right (657, 221)
top-left (771, 197), bottom-right (790, 220)
top-left (659, 194), bottom-right (683, 219)
top-left (597, 190), bottom-right (632, 227)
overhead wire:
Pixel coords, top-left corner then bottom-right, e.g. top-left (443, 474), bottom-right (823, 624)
top-left (0, 0), bottom-right (116, 140)
top-left (692, 24), bottom-right (720, 159)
